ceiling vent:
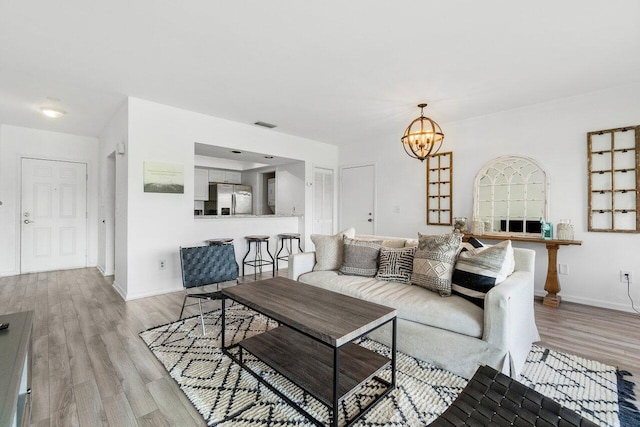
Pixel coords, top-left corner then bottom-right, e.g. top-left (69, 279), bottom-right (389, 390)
top-left (254, 121), bottom-right (277, 129)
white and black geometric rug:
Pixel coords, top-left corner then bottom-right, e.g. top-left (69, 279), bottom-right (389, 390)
top-left (140, 304), bottom-right (638, 426)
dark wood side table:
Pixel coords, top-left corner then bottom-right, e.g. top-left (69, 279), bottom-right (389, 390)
top-left (465, 234), bottom-right (582, 308)
top-left (0, 311), bottom-right (33, 427)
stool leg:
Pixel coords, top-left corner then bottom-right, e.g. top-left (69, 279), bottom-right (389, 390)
top-left (275, 237), bottom-right (284, 271)
top-left (242, 241), bottom-right (252, 277)
top-left (266, 240), bottom-right (275, 277)
top-left (296, 237), bottom-right (303, 253)
top-left (254, 241), bottom-right (262, 279)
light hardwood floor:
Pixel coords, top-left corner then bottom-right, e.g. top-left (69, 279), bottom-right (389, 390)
top-left (0, 267), bottom-right (637, 426)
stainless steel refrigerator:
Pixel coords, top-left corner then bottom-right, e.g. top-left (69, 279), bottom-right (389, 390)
top-left (208, 184), bottom-right (252, 215)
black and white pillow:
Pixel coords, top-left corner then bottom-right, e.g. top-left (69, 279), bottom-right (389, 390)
top-left (339, 237), bottom-right (382, 277)
top-left (451, 238), bottom-right (515, 308)
top-left (376, 246), bottom-right (416, 284)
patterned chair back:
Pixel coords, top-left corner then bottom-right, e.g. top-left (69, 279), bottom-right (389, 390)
top-left (179, 244), bottom-right (238, 289)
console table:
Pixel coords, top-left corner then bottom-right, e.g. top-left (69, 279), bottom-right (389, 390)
top-left (465, 234), bottom-right (582, 308)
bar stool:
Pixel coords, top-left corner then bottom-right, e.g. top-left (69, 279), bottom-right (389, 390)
top-left (206, 238), bottom-right (234, 245)
top-left (242, 235), bottom-right (275, 279)
top-left (275, 233), bottom-right (303, 271)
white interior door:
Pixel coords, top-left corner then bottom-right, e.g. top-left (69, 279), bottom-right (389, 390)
top-left (341, 164), bottom-right (375, 234)
top-left (21, 158), bottom-right (87, 273)
top-left (313, 167), bottom-right (334, 234)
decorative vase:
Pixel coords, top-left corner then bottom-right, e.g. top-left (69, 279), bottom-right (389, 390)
top-left (453, 217), bottom-right (467, 234)
top-left (471, 219), bottom-right (484, 235)
top-left (557, 219), bottom-right (574, 240)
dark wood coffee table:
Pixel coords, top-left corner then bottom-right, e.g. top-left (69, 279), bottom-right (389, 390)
top-left (221, 277), bottom-right (397, 427)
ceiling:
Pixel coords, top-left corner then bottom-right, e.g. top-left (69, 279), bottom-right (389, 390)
top-left (1, 1), bottom-right (639, 146)
top-left (194, 143), bottom-right (299, 169)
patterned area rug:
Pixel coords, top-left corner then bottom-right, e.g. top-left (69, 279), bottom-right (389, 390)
top-left (140, 304), bottom-right (637, 426)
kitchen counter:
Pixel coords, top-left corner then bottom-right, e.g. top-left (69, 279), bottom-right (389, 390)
top-left (195, 214), bottom-right (303, 220)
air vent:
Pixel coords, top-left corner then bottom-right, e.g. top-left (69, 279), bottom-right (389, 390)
top-left (254, 121), bottom-right (277, 129)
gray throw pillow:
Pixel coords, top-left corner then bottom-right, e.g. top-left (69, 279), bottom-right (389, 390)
top-left (339, 237), bottom-right (382, 277)
top-left (411, 233), bottom-right (462, 296)
top-left (310, 227), bottom-right (356, 271)
top-left (376, 246), bottom-right (416, 284)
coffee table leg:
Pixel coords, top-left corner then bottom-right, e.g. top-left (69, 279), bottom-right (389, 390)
top-left (333, 347), bottom-right (339, 427)
top-left (392, 317), bottom-right (397, 388)
top-left (221, 296), bottom-right (226, 349)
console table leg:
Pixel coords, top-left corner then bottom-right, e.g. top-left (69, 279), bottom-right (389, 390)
top-left (543, 243), bottom-right (561, 307)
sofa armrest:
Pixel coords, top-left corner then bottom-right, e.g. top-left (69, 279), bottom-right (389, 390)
top-left (288, 252), bottom-right (316, 281)
top-left (483, 269), bottom-right (540, 377)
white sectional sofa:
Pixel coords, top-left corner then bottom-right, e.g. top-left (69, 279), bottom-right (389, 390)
top-left (288, 234), bottom-right (540, 379)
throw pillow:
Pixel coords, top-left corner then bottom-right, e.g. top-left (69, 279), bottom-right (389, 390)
top-left (411, 233), bottom-right (462, 296)
top-left (376, 246), bottom-right (416, 284)
top-left (339, 237), bottom-right (382, 277)
top-left (310, 227), bottom-right (356, 271)
top-left (451, 238), bottom-right (515, 308)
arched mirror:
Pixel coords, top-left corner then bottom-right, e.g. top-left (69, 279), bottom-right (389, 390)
top-left (473, 156), bottom-right (549, 234)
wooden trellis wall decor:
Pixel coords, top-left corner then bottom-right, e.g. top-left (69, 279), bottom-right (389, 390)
top-left (426, 151), bottom-right (453, 225)
top-left (587, 125), bottom-right (640, 233)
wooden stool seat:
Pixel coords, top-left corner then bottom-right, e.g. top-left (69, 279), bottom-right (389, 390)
top-left (206, 238), bottom-right (234, 245)
top-left (277, 233), bottom-right (301, 238)
top-left (245, 235), bottom-right (269, 241)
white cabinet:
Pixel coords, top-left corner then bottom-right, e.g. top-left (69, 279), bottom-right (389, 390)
top-left (208, 169), bottom-right (225, 183)
top-left (194, 168), bottom-right (209, 201)
top-left (208, 169), bottom-right (242, 184)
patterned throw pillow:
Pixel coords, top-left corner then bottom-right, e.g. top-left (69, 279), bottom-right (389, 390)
top-left (311, 227), bottom-right (356, 271)
top-left (339, 238), bottom-right (382, 277)
top-left (451, 238), bottom-right (515, 308)
top-left (376, 246), bottom-right (416, 284)
top-left (411, 233), bottom-right (463, 296)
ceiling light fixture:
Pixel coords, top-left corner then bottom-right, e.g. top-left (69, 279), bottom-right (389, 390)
top-left (264, 156), bottom-right (274, 159)
top-left (231, 150), bottom-right (242, 154)
top-left (254, 121), bottom-right (277, 129)
top-left (401, 103), bottom-right (444, 162)
top-left (40, 106), bottom-right (66, 118)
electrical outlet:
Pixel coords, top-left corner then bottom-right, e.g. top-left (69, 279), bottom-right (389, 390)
top-left (558, 264), bottom-right (569, 275)
top-left (159, 259), bottom-right (166, 270)
top-left (620, 270), bottom-right (632, 284)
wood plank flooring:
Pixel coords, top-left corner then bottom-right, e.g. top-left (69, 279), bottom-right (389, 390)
top-left (0, 267), bottom-right (638, 426)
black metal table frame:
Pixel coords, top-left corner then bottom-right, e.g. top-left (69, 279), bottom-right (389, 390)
top-left (221, 295), bottom-right (397, 427)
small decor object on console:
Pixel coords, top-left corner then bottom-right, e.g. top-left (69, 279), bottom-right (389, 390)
top-left (453, 217), bottom-right (467, 234)
top-left (540, 219), bottom-right (553, 240)
top-left (470, 218), bottom-right (484, 235)
top-left (557, 219), bottom-right (575, 240)
top-left (411, 233), bottom-right (462, 296)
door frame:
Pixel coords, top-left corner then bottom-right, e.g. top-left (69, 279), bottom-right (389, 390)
top-left (18, 155), bottom-right (89, 273)
top-left (339, 162), bottom-right (377, 235)
top-left (311, 164), bottom-right (337, 235)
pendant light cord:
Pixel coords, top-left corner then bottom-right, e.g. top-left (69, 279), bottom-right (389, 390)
top-left (626, 275), bottom-right (640, 314)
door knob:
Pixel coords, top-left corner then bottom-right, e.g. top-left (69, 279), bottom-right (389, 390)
top-left (367, 218), bottom-right (373, 222)
top-left (24, 219), bottom-right (34, 224)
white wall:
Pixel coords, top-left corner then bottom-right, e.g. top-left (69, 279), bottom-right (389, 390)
top-left (97, 102), bottom-right (128, 292)
top-left (122, 97), bottom-right (338, 299)
top-left (276, 162), bottom-right (305, 215)
top-left (339, 83), bottom-right (640, 313)
top-left (0, 124), bottom-right (99, 276)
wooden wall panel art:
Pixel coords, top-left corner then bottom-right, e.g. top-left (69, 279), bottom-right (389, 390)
top-left (426, 152), bottom-right (453, 225)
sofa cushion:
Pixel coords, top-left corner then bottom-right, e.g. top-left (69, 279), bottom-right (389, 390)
top-left (339, 237), bottom-right (382, 277)
top-left (310, 227), bottom-right (355, 271)
top-left (299, 270), bottom-right (484, 338)
top-left (376, 246), bottom-right (416, 284)
top-left (452, 238), bottom-right (514, 308)
top-left (411, 233), bottom-right (463, 296)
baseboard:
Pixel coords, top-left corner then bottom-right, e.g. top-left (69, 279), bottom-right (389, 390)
top-left (123, 286), bottom-right (183, 301)
top-left (534, 290), bottom-right (638, 313)
top-left (97, 265), bottom-right (106, 276)
top-left (112, 280), bottom-right (127, 301)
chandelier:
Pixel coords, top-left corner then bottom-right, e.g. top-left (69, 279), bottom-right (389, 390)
top-left (401, 103), bottom-right (444, 162)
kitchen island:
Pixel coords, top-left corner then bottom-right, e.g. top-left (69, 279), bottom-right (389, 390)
top-left (193, 214), bottom-right (304, 274)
